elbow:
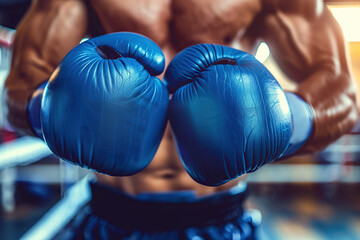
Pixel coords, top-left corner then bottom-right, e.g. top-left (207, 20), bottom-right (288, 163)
top-left (299, 71), bottom-right (359, 153)
top-left (334, 72), bottom-right (359, 135)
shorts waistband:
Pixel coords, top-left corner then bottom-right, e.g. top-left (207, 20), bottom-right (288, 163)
top-left (90, 182), bottom-right (247, 232)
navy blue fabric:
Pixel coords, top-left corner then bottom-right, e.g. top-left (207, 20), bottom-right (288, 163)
top-left (39, 32), bottom-right (169, 176)
top-left (164, 44), bottom-right (292, 186)
top-left (54, 183), bottom-right (258, 240)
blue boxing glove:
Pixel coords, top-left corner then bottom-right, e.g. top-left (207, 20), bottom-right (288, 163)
top-left (165, 44), bottom-right (312, 186)
top-left (27, 32), bottom-right (169, 176)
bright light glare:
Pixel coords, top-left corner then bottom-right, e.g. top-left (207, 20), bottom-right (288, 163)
top-left (255, 42), bottom-right (270, 63)
top-left (80, 37), bottom-right (89, 43)
top-left (329, 5), bottom-right (360, 42)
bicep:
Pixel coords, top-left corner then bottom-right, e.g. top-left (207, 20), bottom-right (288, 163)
top-left (9, 0), bottom-right (88, 83)
top-left (261, 5), bottom-right (349, 83)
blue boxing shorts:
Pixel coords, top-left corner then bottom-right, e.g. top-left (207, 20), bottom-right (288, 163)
top-left (51, 181), bottom-right (260, 239)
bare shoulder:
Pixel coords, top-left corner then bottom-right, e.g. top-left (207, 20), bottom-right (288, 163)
top-left (261, 0), bottom-right (325, 19)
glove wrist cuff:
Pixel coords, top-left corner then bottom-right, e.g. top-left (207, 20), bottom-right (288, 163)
top-left (26, 81), bottom-right (47, 139)
top-left (282, 92), bottom-right (314, 157)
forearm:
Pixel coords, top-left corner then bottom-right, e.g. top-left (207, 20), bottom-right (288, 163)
top-left (5, 64), bottom-right (51, 135)
top-left (295, 70), bottom-right (358, 153)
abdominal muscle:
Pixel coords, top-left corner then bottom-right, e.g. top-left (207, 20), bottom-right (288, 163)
top-left (95, 44), bottom-right (243, 196)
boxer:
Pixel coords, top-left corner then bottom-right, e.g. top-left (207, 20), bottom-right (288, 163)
top-left (4, 0), bottom-right (358, 239)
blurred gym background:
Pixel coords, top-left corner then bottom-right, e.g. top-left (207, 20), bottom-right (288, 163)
top-left (0, 0), bottom-right (359, 239)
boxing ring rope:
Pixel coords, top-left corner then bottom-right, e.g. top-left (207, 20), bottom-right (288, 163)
top-left (20, 175), bottom-right (92, 240)
top-left (0, 137), bottom-right (53, 212)
top-left (0, 136), bottom-right (52, 169)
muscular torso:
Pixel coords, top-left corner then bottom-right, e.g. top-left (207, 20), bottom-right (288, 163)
top-left (89, 0), bottom-right (263, 195)
top-left (7, 0), bottom-right (356, 195)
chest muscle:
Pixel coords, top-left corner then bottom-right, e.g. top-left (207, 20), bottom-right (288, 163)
top-left (89, 0), bottom-right (261, 50)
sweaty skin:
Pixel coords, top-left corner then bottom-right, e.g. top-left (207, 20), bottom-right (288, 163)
top-left (4, 0), bottom-right (358, 195)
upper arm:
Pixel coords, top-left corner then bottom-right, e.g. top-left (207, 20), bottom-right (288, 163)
top-left (260, 0), bottom-right (349, 82)
top-left (5, 0), bottom-right (88, 134)
top-left (257, 0), bottom-right (358, 152)
top-left (9, 0), bottom-right (88, 81)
